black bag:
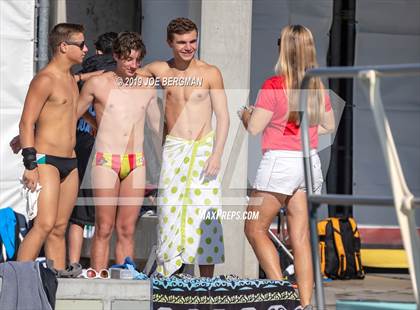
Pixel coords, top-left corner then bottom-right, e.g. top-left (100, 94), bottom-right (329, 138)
top-left (318, 217), bottom-right (365, 279)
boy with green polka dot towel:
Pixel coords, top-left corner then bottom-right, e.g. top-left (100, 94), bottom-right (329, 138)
top-left (156, 131), bottom-right (225, 277)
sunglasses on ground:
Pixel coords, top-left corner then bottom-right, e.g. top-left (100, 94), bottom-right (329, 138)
top-left (85, 268), bottom-right (109, 279)
top-left (64, 40), bottom-right (85, 50)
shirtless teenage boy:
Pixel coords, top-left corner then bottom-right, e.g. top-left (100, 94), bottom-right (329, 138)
top-left (77, 32), bottom-right (160, 270)
top-left (17, 23), bottom-right (88, 270)
top-left (138, 18), bottom-right (230, 277)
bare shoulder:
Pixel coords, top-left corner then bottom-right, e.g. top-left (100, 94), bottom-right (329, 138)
top-left (196, 61), bottom-right (223, 87)
top-left (30, 70), bottom-right (54, 88)
top-left (197, 60), bottom-right (222, 77)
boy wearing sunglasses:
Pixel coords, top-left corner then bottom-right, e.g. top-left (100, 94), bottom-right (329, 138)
top-left (17, 23), bottom-right (88, 271)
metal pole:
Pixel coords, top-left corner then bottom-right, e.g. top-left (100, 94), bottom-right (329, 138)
top-left (300, 76), bottom-right (314, 193)
top-left (299, 77), bottom-right (326, 308)
top-left (342, 1), bottom-right (356, 217)
top-left (37, 0), bottom-right (50, 71)
top-left (326, 0), bottom-right (347, 216)
top-left (137, 0), bottom-right (143, 35)
top-left (310, 203), bottom-right (325, 309)
top-left (303, 63), bottom-right (420, 78)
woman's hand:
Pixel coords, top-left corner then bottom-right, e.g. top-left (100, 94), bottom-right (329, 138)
top-left (238, 106), bottom-right (254, 129)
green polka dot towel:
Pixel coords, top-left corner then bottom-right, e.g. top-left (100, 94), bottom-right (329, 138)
top-left (156, 132), bottom-right (225, 276)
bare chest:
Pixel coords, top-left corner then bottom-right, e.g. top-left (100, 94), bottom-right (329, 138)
top-left (162, 68), bottom-right (209, 102)
top-left (96, 86), bottom-right (151, 119)
top-left (44, 83), bottom-right (78, 114)
top-left (165, 83), bottom-right (210, 108)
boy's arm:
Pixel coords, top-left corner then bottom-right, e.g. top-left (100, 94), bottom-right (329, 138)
top-left (75, 69), bottom-right (105, 83)
top-left (206, 66), bottom-right (230, 176)
top-left (19, 74), bottom-right (52, 191)
top-left (19, 74), bottom-right (52, 148)
top-left (77, 77), bottom-right (96, 119)
top-left (146, 91), bottom-right (163, 161)
top-left (136, 61), bottom-right (164, 78)
top-left (146, 92), bottom-right (162, 136)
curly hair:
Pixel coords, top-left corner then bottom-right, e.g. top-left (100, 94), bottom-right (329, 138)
top-left (112, 32), bottom-right (146, 60)
top-left (167, 17), bottom-right (198, 41)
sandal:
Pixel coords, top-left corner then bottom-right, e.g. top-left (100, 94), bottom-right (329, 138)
top-left (56, 263), bottom-right (83, 278)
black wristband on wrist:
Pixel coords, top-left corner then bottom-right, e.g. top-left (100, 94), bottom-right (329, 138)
top-left (22, 147), bottom-right (36, 156)
top-left (22, 147), bottom-right (37, 170)
top-left (24, 160), bottom-right (38, 170)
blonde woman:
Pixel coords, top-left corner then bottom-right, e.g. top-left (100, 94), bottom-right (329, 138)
top-left (240, 25), bottom-right (335, 309)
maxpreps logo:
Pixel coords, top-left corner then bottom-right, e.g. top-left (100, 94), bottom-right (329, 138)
top-left (200, 210), bottom-right (259, 221)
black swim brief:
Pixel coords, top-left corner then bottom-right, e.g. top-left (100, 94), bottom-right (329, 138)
top-left (36, 154), bottom-right (77, 180)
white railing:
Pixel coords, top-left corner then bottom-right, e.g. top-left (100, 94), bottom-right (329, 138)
top-left (299, 63), bottom-right (420, 309)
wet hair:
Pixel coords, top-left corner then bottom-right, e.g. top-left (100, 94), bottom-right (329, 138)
top-left (167, 17), bottom-right (198, 41)
top-left (48, 23), bottom-right (84, 54)
top-left (112, 32), bottom-right (146, 60)
top-left (94, 32), bottom-right (118, 54)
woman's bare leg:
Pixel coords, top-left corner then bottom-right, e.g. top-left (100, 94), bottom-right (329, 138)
top-left (244, 190), bottom-right (287, 279)
top-left (286, 190), bottom-right (313, 307)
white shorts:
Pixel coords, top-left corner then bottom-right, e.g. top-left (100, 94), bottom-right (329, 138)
top-left (253, 150), bottom-right (323, 196)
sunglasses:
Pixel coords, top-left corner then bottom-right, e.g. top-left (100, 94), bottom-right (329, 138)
top-left (277, 38), bottom-right (281, 47)
top-left (64, 40), bottom-right (86, 50)
top-left (85, 268), bottom-right (109, 279)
